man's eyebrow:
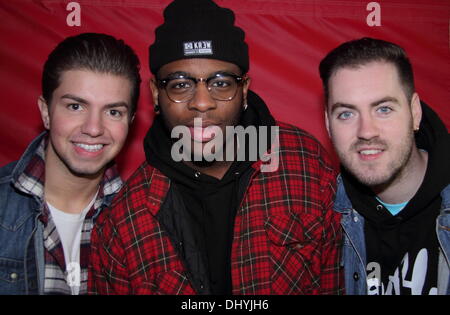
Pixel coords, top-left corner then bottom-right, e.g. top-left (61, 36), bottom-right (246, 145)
top-left (160, 71), bottom-right (189, 80)
top-left (61, 94), bottom-right (129, 109)
top-left (329, 102), bottom-right (356, 113)
top-left (210, 70), bottom-right (241, 77)
top-left (370, 96), bottom-right (400, 107)
top-left (161, 70), bottom-right (239, 80)
top-left (104, 102), bottom-right (130, 109)
top-left (61, 94), bottom-right (87, 104)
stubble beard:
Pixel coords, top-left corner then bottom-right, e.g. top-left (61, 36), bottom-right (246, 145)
top-left (339, 132), bottom-right (415, 189)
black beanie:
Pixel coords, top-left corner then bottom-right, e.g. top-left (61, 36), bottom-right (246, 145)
top-left (149, 0), bottom-right (249, 75)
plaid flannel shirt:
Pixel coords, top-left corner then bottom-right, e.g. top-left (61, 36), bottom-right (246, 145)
top-left (89, 122), bottom-right (344, 294)
top-left (15, 136), bottom-right (122, 295)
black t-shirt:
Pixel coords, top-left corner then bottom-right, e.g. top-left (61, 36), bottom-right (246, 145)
top-left (364, 197), bottom-right (440, 295)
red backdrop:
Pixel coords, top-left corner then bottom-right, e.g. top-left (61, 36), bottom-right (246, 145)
top-left (1, 0), bottom-right (448, 180)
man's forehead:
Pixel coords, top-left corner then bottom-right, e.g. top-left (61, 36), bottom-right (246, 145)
top-left (327, 62), bottom-right (410, 110)
top-left (331, 61), bottom-right (399, 81)
top-left (328, 62), bottom-right (403, 97)
top-left (157, 58), bottom-right (241, 77)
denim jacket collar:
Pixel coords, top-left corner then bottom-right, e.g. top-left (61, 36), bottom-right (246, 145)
top-left (334, 174), bottom-right (353, 214)
top-left (11, 132), bottom-right (47, 199)
top-left (440, 184), bottom-right (450, 210)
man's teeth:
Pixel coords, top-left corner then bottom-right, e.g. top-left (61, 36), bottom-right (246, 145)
top-left (360, 149), bottom-right (382, 155)
top-left (75, 143), bottom-right (104, 152)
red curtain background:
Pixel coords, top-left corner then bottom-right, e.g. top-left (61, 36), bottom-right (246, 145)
top-left (1, 0), bottom-right (448, 180)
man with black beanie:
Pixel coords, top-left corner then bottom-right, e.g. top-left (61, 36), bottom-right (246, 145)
top-left (89, 0), bottom-right (343, 295)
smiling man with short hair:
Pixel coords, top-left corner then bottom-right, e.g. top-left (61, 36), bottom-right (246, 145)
top-left (320, 37), bottom-right (450, 295)
top-left (0, 33), bottom-right (141, 294)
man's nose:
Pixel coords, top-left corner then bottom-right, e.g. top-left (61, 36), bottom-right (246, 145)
top-left (187, 82), bottom-right (217, 112)
top-left (81, 111), bottom-right (104, 137)
top-left (357, 113), bottom-right (379, 140)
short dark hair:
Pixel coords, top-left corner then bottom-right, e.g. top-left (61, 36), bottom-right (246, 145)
top-left (319, 37), bottom-right (415, 104)
top-left (42, 33), bottom-right (141, 117)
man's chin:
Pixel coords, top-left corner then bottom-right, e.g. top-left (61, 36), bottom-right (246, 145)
top-left (65, 162), bottom-right (107, 179)
top-left (348, 167), bottom-right (396, 188)
top-left (190, 151), bottom-right (220, 165)
top-left (356, 175), bottom-right (390, 187)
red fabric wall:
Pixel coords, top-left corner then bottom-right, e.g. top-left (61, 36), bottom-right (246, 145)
top-left (1, 0), bottom-right (448, 180)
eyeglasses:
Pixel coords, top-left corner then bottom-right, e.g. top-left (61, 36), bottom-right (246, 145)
top-left (157, 71), bottom-right (245, 103)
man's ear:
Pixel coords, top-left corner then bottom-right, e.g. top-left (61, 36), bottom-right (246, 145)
top-left (242, 76), bottom-right (251, 110)
top-left (324, 108), bottom-right (331, 138)
top-left (38, 96), bottom-right (50, 130)
top-left (243, 76), bottom-right (251, 100)
top-left (149, 78), bottom-right (160, 114)
top-left (410, 92), bottom-right (422, 131)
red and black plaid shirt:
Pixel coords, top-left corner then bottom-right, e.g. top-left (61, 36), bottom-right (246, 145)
top-left (89, 122), bottom-right (344, 294)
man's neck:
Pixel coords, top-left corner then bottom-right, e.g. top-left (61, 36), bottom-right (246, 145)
top-left (184, 159), bottom-right (233, 180)
top-left (373, 148), bottom-right (428, 204)
top-left (43, 152), bottom-right (103, 214)
top-left (183, 135), bottom-right (240, 180)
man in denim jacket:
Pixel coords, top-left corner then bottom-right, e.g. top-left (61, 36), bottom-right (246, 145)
top-left (319, 37), bottom-right (449, 295)
top-left (0, 33), bottom-right (140, 294)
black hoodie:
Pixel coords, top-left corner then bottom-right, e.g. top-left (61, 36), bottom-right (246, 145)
top-left (342, 102), bottom-right (450, 295)
top-left (143, 90), bottom-right (275, 294)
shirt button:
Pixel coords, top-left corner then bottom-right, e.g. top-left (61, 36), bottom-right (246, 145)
top-left (10, 273), bottom-right (18, 281)
top-left (353, 216), bottom-right (358, 223)
top-left (353, 272), bottom-right (359, 281)
top-left (194, 171), bottom-right (201, 178)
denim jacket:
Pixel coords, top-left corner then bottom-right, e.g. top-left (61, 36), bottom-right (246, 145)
top-left (334, 175), bottom-right (450, 295)
top-left (0, 132), bottom-right (119, 294)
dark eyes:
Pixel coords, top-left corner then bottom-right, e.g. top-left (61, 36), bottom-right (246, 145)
top-left (68, 103), bottom-right (82, 111)
top-left (168, 79), bottom-right (231, 90)
top-left (66, 104), bottom-right (126, 119)
top-left (108, 109), bottom-right (125, 119)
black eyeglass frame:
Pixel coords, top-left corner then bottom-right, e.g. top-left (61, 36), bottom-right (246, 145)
top-left (157, 71), bottom-right (246, 103)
